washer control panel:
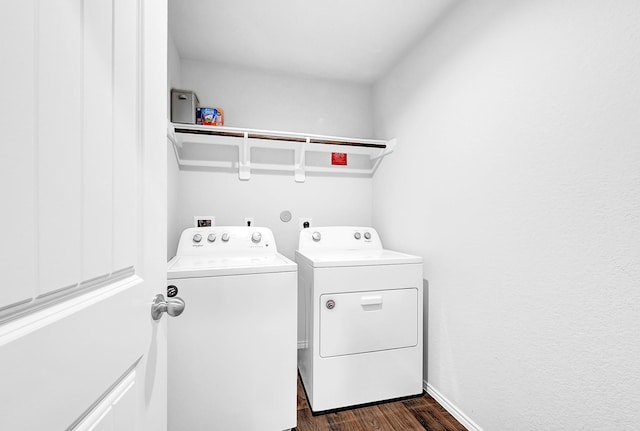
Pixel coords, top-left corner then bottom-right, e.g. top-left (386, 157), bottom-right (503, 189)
top-left (176, 226), bottom-right (277, 256)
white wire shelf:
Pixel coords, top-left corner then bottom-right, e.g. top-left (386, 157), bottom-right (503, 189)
top-left (167, 123), bottom-right (396, 182)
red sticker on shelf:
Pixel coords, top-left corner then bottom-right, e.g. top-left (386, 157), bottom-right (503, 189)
top-left (331, 152), bottom-right (347, 166)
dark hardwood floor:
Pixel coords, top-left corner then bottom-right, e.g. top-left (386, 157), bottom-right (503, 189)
top-left (295, 377), bottom-right (467, 431)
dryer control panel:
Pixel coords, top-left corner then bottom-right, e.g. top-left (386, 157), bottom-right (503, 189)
top-left (175, 226), bottom-right (277, 256)
top-left (298, 226), bottom-right (383, 252)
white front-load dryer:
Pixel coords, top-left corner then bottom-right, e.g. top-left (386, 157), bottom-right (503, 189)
top-left (167, 226), bottom-right (297, 431)
top-left (296, 226), bottom-right (423, 413)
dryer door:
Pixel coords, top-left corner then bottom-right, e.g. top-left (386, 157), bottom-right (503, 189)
top-left (319, 288), bottom-right (418, 358)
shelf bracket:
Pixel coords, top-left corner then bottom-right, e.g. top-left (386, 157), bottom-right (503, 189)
top-left (166, 126), bottom-right (183, 168)
top-left (239, 132), bottom-right (250, 181)
top-left (371, 138), bottom-right (397, 174)
top-left (166, 125), bottom-right (181, 149)
top-left (294, 138), bottom-right (308, 183)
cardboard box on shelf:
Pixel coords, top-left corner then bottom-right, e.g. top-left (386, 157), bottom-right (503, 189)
top-left (197, 107), bottom-right (224, 126)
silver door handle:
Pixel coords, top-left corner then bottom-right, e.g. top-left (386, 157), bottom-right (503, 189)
top-left (151, 294), bottom-right (186, 320)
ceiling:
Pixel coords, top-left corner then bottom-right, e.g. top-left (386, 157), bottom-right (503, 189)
top-left (169, 0), bottom-right (459, 84)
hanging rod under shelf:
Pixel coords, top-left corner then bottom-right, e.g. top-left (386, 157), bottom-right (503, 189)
top-left (172, 124), bottom-right (388, 148)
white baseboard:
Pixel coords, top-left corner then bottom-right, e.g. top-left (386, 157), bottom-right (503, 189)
top-left (424, 380), bottom-right (482, 431)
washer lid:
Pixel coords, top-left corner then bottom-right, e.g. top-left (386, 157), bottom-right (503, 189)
top-left (167, 253), bottom-right (296, 279)
top-left (295, 249), bottom-right (422, 268)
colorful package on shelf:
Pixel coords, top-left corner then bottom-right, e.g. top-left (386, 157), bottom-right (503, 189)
top-left (196, 107), bottom-right (224, 126)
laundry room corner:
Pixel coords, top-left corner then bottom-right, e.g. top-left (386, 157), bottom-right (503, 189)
top-left (6, 0), bottom-right (640, 429)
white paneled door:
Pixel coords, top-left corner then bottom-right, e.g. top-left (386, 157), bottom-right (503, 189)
top-left (0, 0), bottom-right (168, 430)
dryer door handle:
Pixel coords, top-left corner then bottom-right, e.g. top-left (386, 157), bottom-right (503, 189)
top-left (361, 295), bottom-right (383, 307)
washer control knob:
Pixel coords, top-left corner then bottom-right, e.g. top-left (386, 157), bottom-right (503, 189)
top-left (207, 234), bottom-right (216, 242)
top-left (326, 299), bottom-right (336, 310)
top-left (221, 233), bottom-right (230, 242)
top-left (354, 232), bottom-right (362, 240)
top-left (251, 232), bottom-right (262, 243)
top-left (192, 234), bottom-right (202, 243)
top-left (312, 231), bottom-right (321, 242)
top-left (364, 231), bottom-right (372, 240)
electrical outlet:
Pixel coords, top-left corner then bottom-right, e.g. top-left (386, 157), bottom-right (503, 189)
top-left (299, 217), bottom-right (312, 230)
top-left (244, 217), bottom-right (255, 227)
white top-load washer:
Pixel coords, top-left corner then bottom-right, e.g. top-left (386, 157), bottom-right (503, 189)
top-left (296, 226), bottom-right (423, 413)
top-left (167, 226), bottom-right (297, 431)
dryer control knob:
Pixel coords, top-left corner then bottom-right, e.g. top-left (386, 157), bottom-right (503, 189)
top-left (364, 232), bottom-right (372, 240)
top-left (207, 234), bottom-right (216, 242)
top-left (312, 231), bottom-right (321, 242)
top-left (251, 232), bottom-right (262, 243)
top-left (192, 234), bottom-right (202, 243)
top-left (354, 232), bottom-right (362, 240)
top-left (221, 233), bottom-right (230, 242)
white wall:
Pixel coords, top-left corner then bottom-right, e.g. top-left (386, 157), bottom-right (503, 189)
top-left (373, 1), bottom-right (640, 430)
top-left (167, 33), bottom-right (181, 261)
top-left (180, 59), bottom-right (374, 137)
top-left (169, 60), bottom-right (376, 260)
top-left (176, 171), bottom-right (372, 260)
